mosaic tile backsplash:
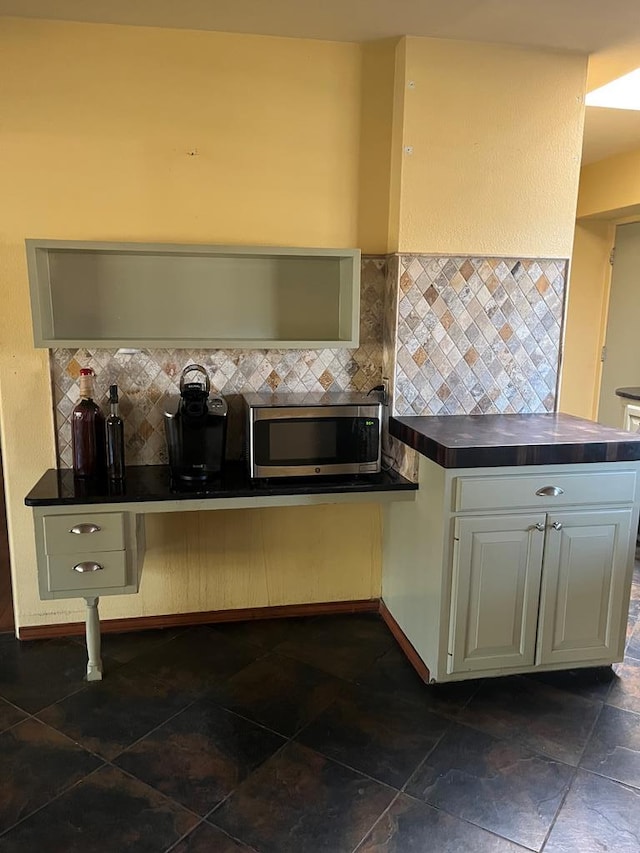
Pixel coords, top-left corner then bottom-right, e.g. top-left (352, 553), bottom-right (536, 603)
top-left (391, 256), bottom-right (567, 417)
top-left (50, 253), bottom-right (567, 473)
top-left (381, 254), bottom-right (420, 482)
top-left (50, 258), bottom-right (385, 468)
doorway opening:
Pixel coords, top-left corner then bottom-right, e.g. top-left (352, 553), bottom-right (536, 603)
top-left (597, 220), bottom-right (640, 427)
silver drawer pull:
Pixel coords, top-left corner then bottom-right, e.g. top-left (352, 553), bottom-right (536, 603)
top-left (69, 523), bottom-right (101, 535)
top-left (535, 486), bottom-right (565, 497)
top-left (551, 521), bottom-right (563, 531)
top-left (73, 561), bottom-right (104, 573)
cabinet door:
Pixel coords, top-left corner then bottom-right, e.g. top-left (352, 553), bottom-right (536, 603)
top-left (624, 403), bottom-right (640, 433)
top-left (537, 509), bottom-right (634, 665)
top-left (448, 514), bottom-right (546, 674)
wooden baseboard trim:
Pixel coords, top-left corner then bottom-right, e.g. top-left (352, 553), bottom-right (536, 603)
top-left (18, 598), bottom-right (381, 641)
top-left (19, 598), bottom-right (432, 685)
top-left (379, 600), bottom-right (431, 684)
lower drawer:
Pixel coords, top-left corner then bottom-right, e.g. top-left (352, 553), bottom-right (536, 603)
top-left (47, 551), bottom-right (127, 593)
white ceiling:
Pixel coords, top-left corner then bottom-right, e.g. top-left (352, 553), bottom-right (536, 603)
top-left (3, 0), bottom-right (640, 164)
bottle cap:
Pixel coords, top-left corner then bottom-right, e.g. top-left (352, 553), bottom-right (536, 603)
top-left (109, 385), bottom-right (119, 404)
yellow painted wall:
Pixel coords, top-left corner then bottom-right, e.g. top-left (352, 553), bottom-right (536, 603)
top-left (560, 146), bottom-right (640, 420)
top-left (0, 18), bottom-right (379, 631)
top-left (577, 147), bottom-right (640, 220)
top-left (395, 37), bottom-right (587, 256)
top-left (387, 38), bottom-right (408, 253)
top-left (559, 221), bottom-right (612, 418)
top-left (121, 505), bottom-right (382, 620)
top-left (357, 38), bottom-right (397, 253)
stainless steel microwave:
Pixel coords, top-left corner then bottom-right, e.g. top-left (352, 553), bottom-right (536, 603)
top-left (244, 393), bottom-right (382, 478)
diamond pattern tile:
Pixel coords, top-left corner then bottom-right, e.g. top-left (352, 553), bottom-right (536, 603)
top-left (50, 258), bottom-right (385, 467)
top-left (49, 254), bottom-right (568, 471)
top-left (392, 256), bottom-right (567, 417)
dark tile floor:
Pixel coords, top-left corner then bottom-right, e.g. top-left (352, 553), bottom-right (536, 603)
top-left (1, 569), bottom-right (640, 852)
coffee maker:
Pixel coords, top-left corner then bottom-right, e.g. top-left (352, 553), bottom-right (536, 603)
top-left (164, 364), bottom-right (227, 482)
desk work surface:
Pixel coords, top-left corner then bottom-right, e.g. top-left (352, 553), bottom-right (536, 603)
top-left (390, 412), bottom-right (640, 468)
top-left (25, 462), bottom-right (417, 508)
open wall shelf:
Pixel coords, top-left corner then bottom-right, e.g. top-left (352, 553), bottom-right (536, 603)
top-left (26, 240), bottom-right (361, 349)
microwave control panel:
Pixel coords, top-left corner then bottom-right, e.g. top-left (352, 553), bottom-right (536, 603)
top-left (356, 418), bottom-right (380, 463)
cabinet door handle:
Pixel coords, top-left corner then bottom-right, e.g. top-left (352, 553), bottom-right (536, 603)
top-left (551, 521), bottom-right (563, 531)
top-left (69, 523), bottom-right (101, 535)
top-left (535, 486), bottom-right (565, 497)
top-left (532, 522), bottom-right (545, 532)
top-left (73, 561), bottom-right (104, 573)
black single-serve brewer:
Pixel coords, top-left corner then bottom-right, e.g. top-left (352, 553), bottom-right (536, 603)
top-left (164, 364), bottom-right (227, 482)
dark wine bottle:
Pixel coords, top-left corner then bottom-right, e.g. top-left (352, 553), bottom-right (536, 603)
top-left (72, 368), bottom-right (106, 478)
top-left (106, 384), bottom-right (125, 480)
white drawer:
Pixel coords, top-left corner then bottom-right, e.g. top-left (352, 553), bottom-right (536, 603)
top-left (43, 512), bottom-right (126, 556)
top-left (46, 550), bottom-right (128, 592)
top-left (455, 470), bottom-right (637, 512)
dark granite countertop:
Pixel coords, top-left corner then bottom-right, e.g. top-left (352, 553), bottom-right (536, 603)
top-left (616, 387), bottom-right (640, 401)
top-left (25, 461), bottom-right (417, 507)
top-left (389, 413), bottom-right (640, 468)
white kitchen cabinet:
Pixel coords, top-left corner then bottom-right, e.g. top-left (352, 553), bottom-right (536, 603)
top-left (34, 509), bottom-right (144, 601)
top-left (537, 508), bottom-right (633, 666)
top-left (450, 507), bottom-right (633, 676)
top-left (623, 402), bottom-right (640, 433)
top-left (382, 457), bottom-right (640, 682)
top-left (450, 513), bottom-right (545, 674)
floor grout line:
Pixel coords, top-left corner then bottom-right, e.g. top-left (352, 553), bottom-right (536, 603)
top-left (350, 790), bottom-right (403, 853)
top-left (161, 817), bottom-right (261, 853)
top-left (0, 760), bottom-right (107, 842)
top-left (537, 765), bottom-right (578, 852)
top-left (576, 764), bottom-right (640, 792)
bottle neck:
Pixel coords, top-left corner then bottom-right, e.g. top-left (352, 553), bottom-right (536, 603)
top-left (109, 401), bottom-right (119, 417)
top-left (78, 374), bottom-right (95, 400)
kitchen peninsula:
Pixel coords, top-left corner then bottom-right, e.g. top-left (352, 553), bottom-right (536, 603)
top-left (383, 412), bottom-right (640, 684)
